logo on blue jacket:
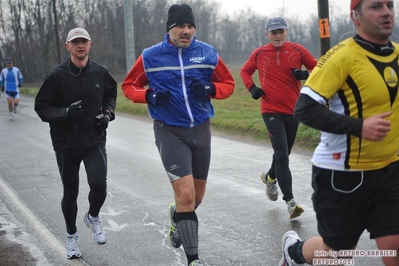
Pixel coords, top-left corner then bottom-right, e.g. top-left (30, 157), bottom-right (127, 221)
top-left (189, 57), bottom-right (205, 63)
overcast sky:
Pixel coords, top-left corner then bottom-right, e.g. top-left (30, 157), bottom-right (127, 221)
top-left (218, 0), bottom-right (352, 18)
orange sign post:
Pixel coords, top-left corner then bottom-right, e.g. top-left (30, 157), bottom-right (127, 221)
top-left (319, 19), bottom-right (330, 38)
top-left (318, 0), bottom-right (331, 55)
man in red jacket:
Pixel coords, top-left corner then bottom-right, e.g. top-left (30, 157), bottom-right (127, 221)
top-left (240, 17), bottom-right (317, 219)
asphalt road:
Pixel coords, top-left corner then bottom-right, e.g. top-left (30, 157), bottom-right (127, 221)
top-left (0, 95), bottom-right (382, 266)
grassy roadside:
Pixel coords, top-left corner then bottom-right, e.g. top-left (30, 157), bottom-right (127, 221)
top-left (21, 65), bottom-right (320, 152)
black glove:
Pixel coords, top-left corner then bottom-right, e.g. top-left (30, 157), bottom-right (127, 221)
top-left (18, 84), bottom-right (22, 88)
top-left (191, 79), bottom-right (215, 101)
top-left (1, 86), bottom-right (4, 92)
top-left (291, 68), bottom-right (309, 80)
top-left (145, 90), bottom-right (170, 106)
top-left (94, 113), bottom-right (110, 130)
top-left (249, 85), bottom-right (264, 100)
top-left (67, 100), bottom-right (83, 122)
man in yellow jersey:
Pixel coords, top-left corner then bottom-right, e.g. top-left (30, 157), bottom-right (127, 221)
top-left (278, 0), bottom-right (399, 265)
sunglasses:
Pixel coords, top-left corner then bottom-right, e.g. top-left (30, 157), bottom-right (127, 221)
top-left (70, 39), bottom-right (89, 44)
top-left (269, 29), bottom-right (286, 35)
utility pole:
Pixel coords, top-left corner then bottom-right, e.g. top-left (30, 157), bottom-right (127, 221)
top-left (317, 0), bottom-right (331, 56)
top-left (124, 0), bottom-right (135, 73)
top-left (52, 0), bottom-right (61, 63)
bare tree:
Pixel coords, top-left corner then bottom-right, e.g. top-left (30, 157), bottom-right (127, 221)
top-left (2, 0), bottom-right (388, 83)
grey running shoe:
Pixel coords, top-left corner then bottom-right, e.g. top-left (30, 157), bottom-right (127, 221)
top-left (169, 202), bottom-right (181, 248)
top-left (8, 114), bottom-right (14, 121)
top-left (278, 230), bottom-right (304, 266)
top-left (84, 212), bottom-right (107, 245)
top-left (286, 199), bottom-right (304, 219)
top-left (66, 233), bottom-right (81, 259)
top-left (260, 171), bottom-right (278, 201)
top-left (13, 105), bottom-right (17, 114)
top-left (189, 259), bottom-right (203, 266)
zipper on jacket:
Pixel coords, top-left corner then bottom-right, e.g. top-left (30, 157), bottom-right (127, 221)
top-left (178, 48), bottom-right (195, 127)
top-left (79, 74), bottom-right (84, 154)
top-left (276, 48), bottom-right (281, 66)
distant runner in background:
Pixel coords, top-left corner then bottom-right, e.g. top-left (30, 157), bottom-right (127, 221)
top-left (0, 58), bottom-right (23, 121)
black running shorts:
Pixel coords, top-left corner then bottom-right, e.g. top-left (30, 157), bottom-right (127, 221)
top-left (312, 160), bottom-right (399, 250)
top-left (153, 119), bottom-right (211, 183)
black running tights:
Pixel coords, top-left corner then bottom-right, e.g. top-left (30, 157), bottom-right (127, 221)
top-left (55, 146), bottom-right (107, 234)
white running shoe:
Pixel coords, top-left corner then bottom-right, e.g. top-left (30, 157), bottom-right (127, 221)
top-left (66, 233), bottom-right (81, 259)
top-left (287, 199), bottom-right (304, 219)
top-left (261, 171), bottom-right (278, 201)
top-left (84, 212), bottom-right (107, 245)
top-left (278, 230), bottom-right (304, 266)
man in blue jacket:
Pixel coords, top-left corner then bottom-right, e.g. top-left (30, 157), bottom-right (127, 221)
top-left (122, 4), bottom-right (234, 266)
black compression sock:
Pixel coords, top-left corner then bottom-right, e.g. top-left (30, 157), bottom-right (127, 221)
top-left (175, 211), bottom-right (199, 258)
top-left (187, 255), bottom-right (199, 265)
top-left (288, 241), bottom-right (306, 264)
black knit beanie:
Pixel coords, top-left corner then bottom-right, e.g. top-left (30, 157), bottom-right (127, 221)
top-left (166, 4), bottom-right (196, 32)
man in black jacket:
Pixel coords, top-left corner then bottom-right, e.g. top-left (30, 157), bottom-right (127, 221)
top-left (34, 27), bottom-right (117, 259)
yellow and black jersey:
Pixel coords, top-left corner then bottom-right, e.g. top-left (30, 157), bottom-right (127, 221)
top-left (298, 37), bottom-right (399, 171)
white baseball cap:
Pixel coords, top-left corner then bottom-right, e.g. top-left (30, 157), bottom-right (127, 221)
top-left (66, 28), bottom-right (91, 43)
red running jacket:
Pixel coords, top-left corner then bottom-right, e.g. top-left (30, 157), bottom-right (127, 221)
top-left (240, 41), bottom-right (317, 115)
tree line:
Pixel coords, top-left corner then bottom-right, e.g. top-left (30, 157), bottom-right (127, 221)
top-left (1, 0), bottom-right (398, 83)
